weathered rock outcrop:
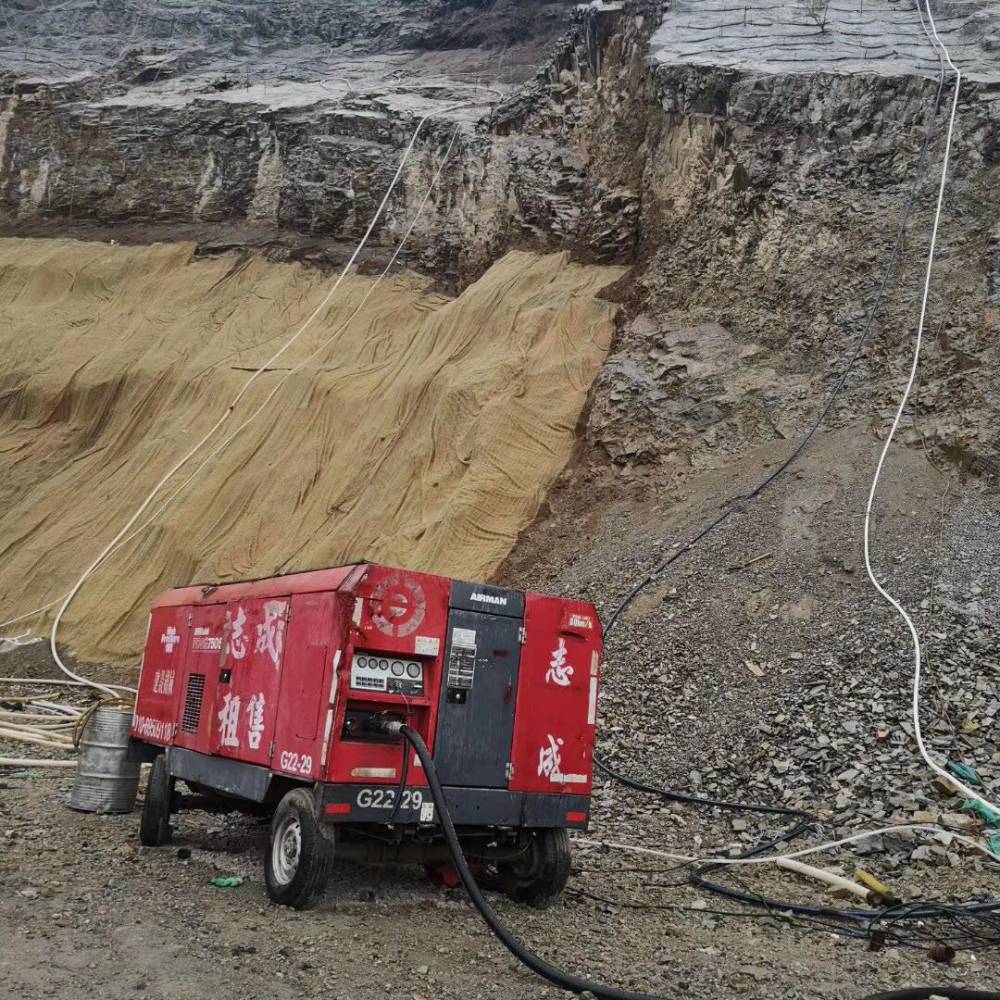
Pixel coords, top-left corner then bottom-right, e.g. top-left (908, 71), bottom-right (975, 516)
top-left (0, 0), bottom-right (639, 279)
top-left (516, 2), bottom-right (1000, 478)
top-left (2, 0), bottom-right (998, 476)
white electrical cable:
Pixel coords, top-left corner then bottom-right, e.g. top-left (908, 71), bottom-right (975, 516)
top-left (863, 2), bottom-right (999, 818)
top-left (581, 821), bottom-right (1000, 866)
top-left (34, 100), bottom-right (478, 700)
top-left (0, 604), bottom-right (58, 632)
top-left (74, 123), bottom-right (465, 596)
top-left (1, 120), bottom-right (465, 664)
top-left (0, 106), bottom-right (493, 654)
top-left (0, 677), bottom-right (94, 688)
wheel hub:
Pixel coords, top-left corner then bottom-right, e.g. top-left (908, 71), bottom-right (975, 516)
top-left (271, 814), bottom-right (302, 885)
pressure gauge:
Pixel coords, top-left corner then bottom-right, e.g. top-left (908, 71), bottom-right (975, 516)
top-left (390, 660), bottom-right (405, 677)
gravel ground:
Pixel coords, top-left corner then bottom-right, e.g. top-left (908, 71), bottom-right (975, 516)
top-left (0, 767), bottom-right (995, 1000)
top-left (2, 423), bottom-right (1000, 999)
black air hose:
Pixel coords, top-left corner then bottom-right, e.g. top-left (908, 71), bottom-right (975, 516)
top-left (399, 724), bottom-right (666, 1000)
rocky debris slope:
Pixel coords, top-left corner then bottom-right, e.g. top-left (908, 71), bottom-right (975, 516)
top-left (500, 422), bottom-right (1000, 879)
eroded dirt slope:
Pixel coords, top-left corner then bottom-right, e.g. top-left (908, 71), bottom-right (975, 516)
top-left (0, 239), bottom-right (621, 661)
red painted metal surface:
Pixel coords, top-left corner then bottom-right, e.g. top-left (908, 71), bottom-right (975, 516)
top-left (509, 595), bottom-right (602, 796)
top-left (132, 563), bottom-right (602, 817)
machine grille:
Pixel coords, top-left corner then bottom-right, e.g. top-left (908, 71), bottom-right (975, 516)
top-left (181, 674), bottom-right (206, 733)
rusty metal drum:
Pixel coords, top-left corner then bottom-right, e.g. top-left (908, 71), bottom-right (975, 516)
top-left (68, 707), bottom-right (140, 813)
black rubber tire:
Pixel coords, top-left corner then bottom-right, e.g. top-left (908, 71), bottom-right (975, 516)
top-left (499, 828), bottom-right (571, 908)
top-left (139, 754), bottom-right (174, 847)
top-left (264, 788), bottom-right (333, 910)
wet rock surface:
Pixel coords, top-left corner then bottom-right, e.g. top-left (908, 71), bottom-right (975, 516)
top-left (651, 0), bottom-right (1000, 84)
top-left (0, 0), bottom-right (632, 279)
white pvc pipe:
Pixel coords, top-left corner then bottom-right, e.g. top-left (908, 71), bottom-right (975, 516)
top-left (0, 757), bottom-right (78, 768)
top-left (776, 858), bottom-right (871, 900)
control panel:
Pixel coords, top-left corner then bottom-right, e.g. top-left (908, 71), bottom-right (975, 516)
top-left (350, 653), bottom-right (425, 696)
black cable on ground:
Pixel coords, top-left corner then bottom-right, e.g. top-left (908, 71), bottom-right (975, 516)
top-left (590, 26), bottom-right (959, 920)
top-left (862, 991), bottom-right (1000, 1000)
top-left (689, 865), bottom-right (1000, 926)
top-left (400, 724), bottom-right (665, 1000)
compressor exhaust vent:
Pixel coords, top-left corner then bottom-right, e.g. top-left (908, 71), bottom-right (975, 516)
top-left (181, 674), bottom-right (206, 733)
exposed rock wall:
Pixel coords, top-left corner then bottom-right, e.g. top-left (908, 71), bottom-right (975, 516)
top-left (2, 0), bottom-right (998, 477)
top-left (1, 0), bottom-right (637, 279)
top-left (511, 3), bottom-right (1000, 478)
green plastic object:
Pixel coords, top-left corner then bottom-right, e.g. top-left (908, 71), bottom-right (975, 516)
top-left (209, 876), bottom-right (244, 888)
top-left (961, 799), bottom-right (1000, 827)
top-left (947, 761), bottom-right (982, 786)
top-left (988, 831), bottom-right (1000, 857)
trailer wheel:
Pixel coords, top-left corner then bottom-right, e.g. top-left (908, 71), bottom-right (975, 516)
top-left (139, 753), bottom-right (174, 847)
top-left (499, 827), bottom-right (571, 908)
top-left (265, 788), bottom-right (333, 909)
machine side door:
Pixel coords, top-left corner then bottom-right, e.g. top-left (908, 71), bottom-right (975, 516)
top-left (172, 603), bottom-right (227, 753)
top-left (271, 591), bottom-right (338, 782)
top-left (432, 609), bottom-right (521, 788)
top-left (211, 597), bottom-right (287, 767)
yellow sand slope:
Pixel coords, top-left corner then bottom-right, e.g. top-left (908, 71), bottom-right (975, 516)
top-left (0, 239), bottom-right (622, 663)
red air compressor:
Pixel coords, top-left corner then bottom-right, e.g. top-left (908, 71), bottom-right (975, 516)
top-left (129, 563), bottom-right (602, 909)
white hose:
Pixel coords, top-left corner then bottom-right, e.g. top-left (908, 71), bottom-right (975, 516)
top-left (862, 3), bottom-right (998, 818)
top-left (0, 677), bottom-right (99, 689)
top-left (24, 102), bottom-right (478, 699)
top-left (582, 822), bottom-right (1000, 866)
top-left (0, 728), bottom-right (73, 749)
top-left (2, 122), bottom-right (465, 655)
top-left (68, 126), bottom-right (463, 602)
top-left (0, 757), bottom-right (78, 768)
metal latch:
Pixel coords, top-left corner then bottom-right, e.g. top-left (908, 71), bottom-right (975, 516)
top-left (505, 762), bottom-right (514, 780)
top-left (518, 626), bottom-right (526, 645)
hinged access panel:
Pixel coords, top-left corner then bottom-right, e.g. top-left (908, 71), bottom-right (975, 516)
top-left (433, 608), bottom-right (521, 788)
top-left (271, 591), bottom-right (338, 781)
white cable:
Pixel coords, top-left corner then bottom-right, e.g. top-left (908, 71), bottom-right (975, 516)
top-left (84, 124), bottom-right (465, 590)
top-left (0, 757), bottom-right (78, 769)
top-left (0, 630), bottom-right (35, 645)
top-left (38, 101), bottom-right (479, 700)
top-left (863, 3), bottom-right (998, 818)
top-left (581, 822), bottom-right (1000, 866)
top-left (0, 678), bottom-right (93, 690)
top-left (2, 121), bottom-right (464, 667)
top-left (0, 603), bottom-right (57, 632)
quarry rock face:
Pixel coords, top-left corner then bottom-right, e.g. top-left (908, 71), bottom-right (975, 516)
top-left (0, 0), bottom-right (629, 278)
top-left (1, 0), bottom-right (998, 476)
